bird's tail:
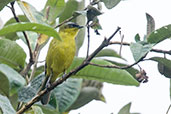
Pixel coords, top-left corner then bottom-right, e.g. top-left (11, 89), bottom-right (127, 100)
top-left (39, 76), bottom-right (51, 105)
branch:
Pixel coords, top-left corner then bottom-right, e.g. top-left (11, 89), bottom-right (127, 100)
top-left (16, 27), bottom-right (121, 114)
top-left (88, 59), bottom-right (142, 69)
top-left (86, 23), bottom-right (90, 58)
top-left (9, 3), bottom-right (34, 77)
top-left (109, 41), bottom-right (171, 55)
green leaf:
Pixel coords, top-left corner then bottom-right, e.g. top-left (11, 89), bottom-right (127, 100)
top-left (100, 0), bottom-right (121, 9)
top-left (19, 73), bottom-right (58, 110)
top-left (130, 42), bottom-right (154, 62)
top-left (150, 57), bottom-right (171, 78)
top-left (118, 102), bottom-right (140, 114)
top-left (146, 13), bottom-right (155, 36)
top-left (69, 57), bottom-right (139, 86)
top-left (54, 78), bottom-right (82, 112)
top-left (8, 93), bottom-right (18, 110)
top-left (75, 0), bottom-right (86, 54)
top-left (106, 60), bottom-right (139, 79)
top-left (134, 33), bottom-right (140, 42)
top-left (86, 5), bottom-right (102, 22)
top-left (18, 73), bottom-right (44, 103)
top-left (0, 0), bottom-right (15, 11)
top-left (0, 72), bottom-right (9, 96)
top-left (0, 22), bottom-right (61, 40)
top-left (68, 87), bottom-right (103, 111)
top-left (0, 64), bottom-right (26, 95)
top-left (0, 94), bottom-right (16, 114)
top-left (59, 0), bottom-right (78, 23)
top-left (17, 1), bottom-right (45, 24)
top-left (147, 24), bottom-right (171, 44)
top-left (95, 48), bottom-right (125, 60)
top-left (3, 15), bottom-right (29, 41)
top-left (43, 0), bottom-right (66, 24)
top-left (0, 39), bottom-right (26, 69)
top-left (158, 62), bottom-right (171, 78)
top-left (150, 57), bottom-right (171, 69)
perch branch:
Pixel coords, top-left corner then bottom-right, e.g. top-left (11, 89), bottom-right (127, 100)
top-left (16, 27), bottom-right (121, 114)
top-left (109, 41), bottom-right (171, 55)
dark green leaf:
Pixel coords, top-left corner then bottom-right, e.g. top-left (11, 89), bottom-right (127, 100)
top-left (69, 57), bottom-right (139, 86)
top-left (54, 78), bottom-right (82, 112)
top-left (100, 0), bottom-right (121, 9)
top-left (0, 94), bottom-right (16, 114)
top-left (0, 39), bottom-right (26, 69)
top-left (8, 93), bottom-right (18, 110)
top-left (3, 15), bottom-right (29, 41)
top-left (150, 57), bottom-right (171, 69)
top-left (18, 73), bottom-right (57, 110)
top-left (158, 62), bottom-right (171, 78)
top-left (90, 17), bottom-right (102, 30)
top-left (134, 33), bottom-right (140, 42)
top-left (0, 72), bottom-right (9, 96)
top-left (95, 48), bottom-right (125, 60)
top-left (43, 0), bottom-right (65, 24)
top-left (147, 24), bottom-right (171, 44)
top-left (150, 57), bottom-right (171, 78)
top-left (146, 13), bottom-right (155, 36)
top-left (118, 102), bottom-right (140, 114)
top-left (0, 64), bottom-right (26, 95)
top-left (18, 73), bottom-right (44, 102)
top-left (130, 42), bottom-right (154, 62)
top-left (86, 5), bottom-right (102, 22)
top-left (0, 22), bottom-right (61, 40)
top-left (0, 0), bottom-right (15, 11)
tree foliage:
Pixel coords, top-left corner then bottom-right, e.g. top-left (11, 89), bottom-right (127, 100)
top-left (0, 0), bottom-right (170, 114)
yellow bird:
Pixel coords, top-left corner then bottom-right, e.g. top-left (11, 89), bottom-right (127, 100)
top-left (40, 22), bottom-right (83, 104)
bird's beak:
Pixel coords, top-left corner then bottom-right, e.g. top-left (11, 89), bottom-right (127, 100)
top-left (78, 25), bottom-right (84, 29)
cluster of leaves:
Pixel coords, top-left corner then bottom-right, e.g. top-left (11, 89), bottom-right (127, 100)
top-left (0, 0), bottom-right (171, 114)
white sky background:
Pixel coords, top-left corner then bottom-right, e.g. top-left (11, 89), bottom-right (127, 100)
top-left (0, 0), bottom-right (171, 114)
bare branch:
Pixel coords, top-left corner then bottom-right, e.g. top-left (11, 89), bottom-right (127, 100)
top-left (9, 3), bottom-right (34, 77)
top-left (88, 58), bottom-right (143, 69)
top-left (86, 23), bottom-right (90, 58)
top-left (109, 41), bottom-right (171, 55)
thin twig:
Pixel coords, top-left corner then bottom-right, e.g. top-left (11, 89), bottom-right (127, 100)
top-left (9, 3), bottom-right (34, 77)
top-left (88, 58), bottom-right (143, 69)
top-left (109, 41), bottom-right (171, 55)
top-left (86, 23), bottom-right (90, 58)
top-left (119, 32), bottom-right (124, 56)
top-left (28, 51), bottom-right (40, 82)
top-left (54, 16), bottom-right (75, 29)
top-left (16, 27), bottom-right (121, 114)
top-left (166, 104), bottom-right (171, 114)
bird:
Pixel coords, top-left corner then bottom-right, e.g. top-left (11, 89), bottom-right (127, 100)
top-left (40, 22), bottom-right (83, 105)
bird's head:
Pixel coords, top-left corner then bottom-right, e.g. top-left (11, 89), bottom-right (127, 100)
top-left (59, 22), bottom-right (83, 33)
